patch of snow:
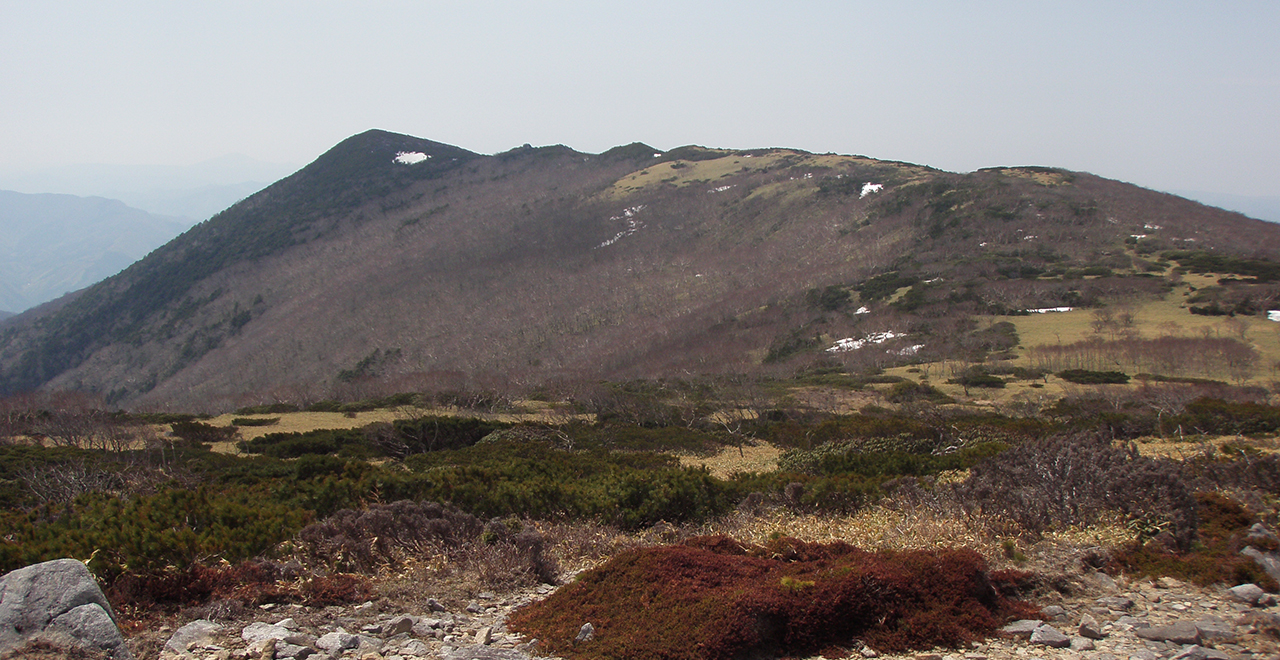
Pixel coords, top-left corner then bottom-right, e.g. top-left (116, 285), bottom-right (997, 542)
top-left (1130, 234), bottom-right (1147, 240)
top-left (708, 185), bottom-right (735, 193)
top-left (827, 331), bottom-right (905, 353)
top-left (895, 344), bottom-right (924, 356)
top-left (595, 205), bottom-right (647, 249)
top-left (923, 277), bottom-right (942, 284)
top-left (653, 153), bottom-right (662, 157)
top-left (979, 242), bottom-right (989, 247)
top-left (854, 306), bottom-right (870, 315)
top-left (394, 152), bottom-right (430, 165)
top-left (1145, 224), bottom-right (1163, 230)
top-left (1026, 307), bottom-right (1073, 314)
top-left (1023, 235), bottom-right (1038, 241)
top-left (860, 183), bottom-right (883, 198)
top-left (1268, 310), bottom-right (1280, 323)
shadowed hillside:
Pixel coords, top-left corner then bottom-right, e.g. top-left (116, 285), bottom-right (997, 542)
top-left (2, 130), bottom-right (1279, 410)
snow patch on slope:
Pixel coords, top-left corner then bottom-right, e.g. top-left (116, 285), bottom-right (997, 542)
top-left (596, 206), bottom-right (646, 249)
top-left (394, 152), bottom-right (430, 165)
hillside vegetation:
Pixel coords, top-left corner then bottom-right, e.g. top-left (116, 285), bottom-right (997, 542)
top-left (3, 131), bottom-right (1279, 411)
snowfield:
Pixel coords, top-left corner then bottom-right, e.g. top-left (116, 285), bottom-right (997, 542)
top-left (860, 183), bottom-right (883, 198)
top-left (394, 152), bottom-right (430, 164)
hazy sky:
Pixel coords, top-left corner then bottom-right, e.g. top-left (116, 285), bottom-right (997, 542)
top-left (3, 1), bottom-right (1277, 198)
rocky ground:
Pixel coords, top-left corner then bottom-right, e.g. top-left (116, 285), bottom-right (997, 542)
top-left (140, 568), bottom-right (1280, 660)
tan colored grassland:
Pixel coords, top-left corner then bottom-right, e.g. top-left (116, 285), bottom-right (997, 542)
top-left (602, 151), bottom-right (933, 199)
top-left (881, 273), bottom-right (1280, 406)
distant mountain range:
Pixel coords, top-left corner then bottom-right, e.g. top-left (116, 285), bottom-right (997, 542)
top-left (0, 154), bottom-right (297, 224)
top-left (0, 191), bottom-right (188, 313)
top-left (2, 129), bottom-right (1278, 410)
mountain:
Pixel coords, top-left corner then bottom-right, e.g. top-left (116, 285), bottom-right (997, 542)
top-left (0, 154), bottom-right (298, 223)
top-left (0, 191), bottom-right (187, 312)
top-left (2, 129), bottom-right (1279, 410)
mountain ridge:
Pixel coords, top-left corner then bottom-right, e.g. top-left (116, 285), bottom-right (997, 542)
top-left (0, 190), bottom-right (187, 312)
top-left (3, 130), bottom-right (1279, 410)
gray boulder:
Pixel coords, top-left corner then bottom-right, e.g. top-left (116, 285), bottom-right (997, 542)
top-left (1227, 583), bottom-right (1266, 606)
top-left (1135, 620), bottom-right (1202, 645)
top-left (1029, 624), bottom-right (1071, 648)
top-left (0, 558), bottom-right (133, 660)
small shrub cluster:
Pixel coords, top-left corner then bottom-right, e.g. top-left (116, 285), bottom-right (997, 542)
top-left (230, 417), bottom-right (279, 427)
top-left (296, 500), bottom-right (484, 571)
top-left (1107, 492), bottom-right (1279, 591)
top-left (953, 432), bottom-right (1197, 549)
top-left (1057, 369), bottom-right (1130, 385)
top-left (947, 367), bottom-right (1006, 391)
top-left (296, 500), bottom-right (558, 589)
top-left (508, 536), bottom-right (1034, 660)
top-left (170, 421), bottom-right (238, 445)
top-left (105, 560), bottom-right (371, 623)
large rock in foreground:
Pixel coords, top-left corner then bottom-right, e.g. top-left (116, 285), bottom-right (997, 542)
top-left (0, 558), bottom-right (133, 659)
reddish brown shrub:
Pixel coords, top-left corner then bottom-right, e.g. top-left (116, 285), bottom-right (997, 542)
top-left (105, 559), bottom-right (368, 624)
top-left (508, 536), bottom-right (1030, 660)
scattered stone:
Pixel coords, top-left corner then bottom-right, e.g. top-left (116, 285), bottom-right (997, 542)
top-left (385, 616), bottom-right (416, 636)
top-left (166, 619), bottom-right (222, 654)
top-left (1193, 616), bottom-right (1236, 641)
top-left (1029, 625), bottom-right (1070, 648)
top-left (1040, 605), bottom-right (1066, 619)
top-left (273, 640), bottom-right (313, 659)
top-left (1078, 614), bottom-right (1104, 640)
top-left (477, 626), bottom-right (493, 645)
top-left (1069, 636), bottom-right (1094, 651)
top-left (242, 621), bottom-right (291, 645)
top-left (1248, 523), bottom-right (1279, 543)
top-left (1000, 620), bottom-right (1042, 639)
top-left (466, 602), bottom-right (485, 614)
top-left (1134, 621), bottom-right (1201, 645)
top-left (426, 598), bottom-right (447, 612)
top-left (1227, 583), bottom-right (1265, 605)
top-left (1114, 615), bottom-right (1147, 630)
top-left (401, 639), bottom-right (431, 656)
top-left (575, 622), bottom-right (595, 644)
top-left (1170, 645), bottom-right (1231, 660)
top-left (317, 631), bottom-right (360, 652)
top-left (442, 647), bottom-right (531, 660)
top-left (1096, 596), bottom-right (1135, 611)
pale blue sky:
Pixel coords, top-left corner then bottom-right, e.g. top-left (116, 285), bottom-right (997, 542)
top-left (2, 1), bottom-right (1277, 198)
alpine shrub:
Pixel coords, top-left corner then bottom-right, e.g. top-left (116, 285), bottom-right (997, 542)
top-left (508, 536), bottom-right (1033, 660)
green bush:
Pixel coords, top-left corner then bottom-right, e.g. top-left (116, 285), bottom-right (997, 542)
top-left (1057, 369), bottom-right (1130, 384)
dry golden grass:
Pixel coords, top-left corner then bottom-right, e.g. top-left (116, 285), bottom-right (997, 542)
top-left (678, 441), bottom-right (781, 479)
top-left (205, 410), bottom-right (411, 440)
